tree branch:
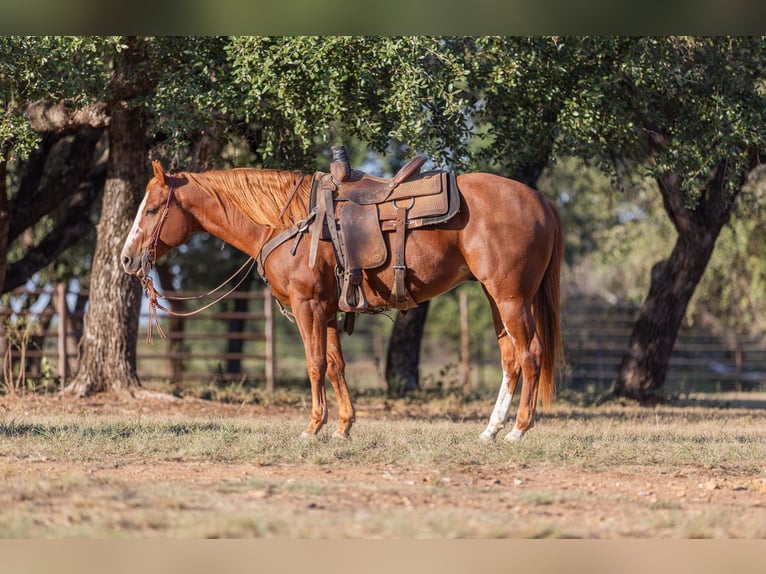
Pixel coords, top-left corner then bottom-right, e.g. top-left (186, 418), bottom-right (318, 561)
top-left (9, 125), bottom-right (104, 242)
top-left (3, 182), bottom-right (100, 293)
top-left (25, 101), bottom-right (109, 132)
top-left (656, 171), bottom-right (690, 235)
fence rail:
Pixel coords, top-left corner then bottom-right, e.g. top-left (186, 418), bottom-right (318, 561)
top-left (3, 286), bottom-right (766, 394)
top-left (562, 297), bottom-right (766, 392)
top-left (1, 285), bottom-right (275, 391)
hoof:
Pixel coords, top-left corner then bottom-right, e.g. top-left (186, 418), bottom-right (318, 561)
top-left (332, 430), bottom-right (350, 441)
top-left (300, 431), bottom-right (318, 441)
top-left (478, 430), bottom-right (497, 442)
top-left (503, 427), bottom-right (526, 442)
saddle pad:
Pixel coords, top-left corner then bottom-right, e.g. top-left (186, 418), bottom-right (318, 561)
top-left (387, 171), bottom-right (444, 200)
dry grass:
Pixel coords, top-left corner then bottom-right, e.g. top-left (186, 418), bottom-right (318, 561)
top-left (0, 391), bottom-right (765, 538)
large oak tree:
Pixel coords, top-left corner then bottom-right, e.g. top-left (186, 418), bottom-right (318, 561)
top-left (467, 37), bottom-right (766, 399)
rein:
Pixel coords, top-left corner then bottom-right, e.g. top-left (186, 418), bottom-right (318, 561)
top-left (141, 257), bottom-right (256, 343)
top-left (137, 182), bottom-right (256, 343)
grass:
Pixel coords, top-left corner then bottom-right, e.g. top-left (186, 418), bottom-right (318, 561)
top-left (1, 399), bottom-right (765, 472)
top-left (0, 392), bottom-right (765, 538)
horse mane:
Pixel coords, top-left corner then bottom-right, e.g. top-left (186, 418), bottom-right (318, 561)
top-left (183, 168), bottom-right (312, 229)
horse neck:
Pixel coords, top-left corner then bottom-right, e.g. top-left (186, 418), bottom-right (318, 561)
top-left (178, 180), bottom-right (273, 258)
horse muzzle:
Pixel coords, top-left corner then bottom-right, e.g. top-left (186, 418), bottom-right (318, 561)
top-left (121, 250), bottom-right (152, 278)
top-left (121, 252), bottom-right (138, 274)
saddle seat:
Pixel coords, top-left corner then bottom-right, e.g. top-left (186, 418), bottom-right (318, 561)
top-left (334, 154), bottom-right (429, 205)
top-left (308, 146), bottom-right (460, 326)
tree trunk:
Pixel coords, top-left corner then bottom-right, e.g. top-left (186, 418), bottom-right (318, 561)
top-left (0, 148), bottom-right (10, 293)
top-left (226, 269), bottom-right (254, 377)
top-left (385, 300), bottom-right (430, 396)
top-left (65, 40), bottom-right (151, 396)
top-left (610, 166), bottom-right (740, 400)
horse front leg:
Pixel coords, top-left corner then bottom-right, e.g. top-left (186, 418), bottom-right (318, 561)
top-left (293, 299), bottom-right (330, 437)
top-left (326, 315), bottom-right (355, 439)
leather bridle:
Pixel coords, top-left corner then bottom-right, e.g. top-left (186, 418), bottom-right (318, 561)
top-left (141, 183), bottom-right (176, 277)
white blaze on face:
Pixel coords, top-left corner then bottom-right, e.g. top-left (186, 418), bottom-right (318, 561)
top-left (123, 192), bottom-right (149, 255)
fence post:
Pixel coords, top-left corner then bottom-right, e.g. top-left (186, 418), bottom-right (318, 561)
top-left (56, 282), bottom-right (69, 384)
top-left (460, 290), bottom-right (471, 396)
top-left (264, 287), bottom-right (275, 393)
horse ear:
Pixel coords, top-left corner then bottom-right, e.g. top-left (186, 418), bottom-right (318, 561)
top-left (152, 160), bottom-right (166, 186)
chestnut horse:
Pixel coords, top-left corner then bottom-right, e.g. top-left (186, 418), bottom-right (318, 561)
top-left (121, 160), bottom-right (563, 441)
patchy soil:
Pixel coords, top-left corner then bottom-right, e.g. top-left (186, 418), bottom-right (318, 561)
top-left (1, 393), bottom-right (765, 538)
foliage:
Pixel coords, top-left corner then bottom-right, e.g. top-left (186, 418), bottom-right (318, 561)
top-left (223, 37), bottom-right (472, 168)
top-left (0, 36), bottom-right (117, 161)
top-left (466, 37), bottom-right (766, 193)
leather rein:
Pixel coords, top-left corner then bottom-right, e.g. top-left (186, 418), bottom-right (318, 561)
top-left (138, 182), bottom-right (255, 343)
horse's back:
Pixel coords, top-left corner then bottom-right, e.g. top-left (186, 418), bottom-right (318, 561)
top-left (457, 172), bottom-right (555, 220)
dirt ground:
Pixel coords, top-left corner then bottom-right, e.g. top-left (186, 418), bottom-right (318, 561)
top-left (2, 393), bottom-right (766, 538)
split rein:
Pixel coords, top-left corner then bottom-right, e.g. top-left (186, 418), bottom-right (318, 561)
top-left (137, 183), bottom-right (255, 344)
top-left (140, 258), bottom-right (255, 344)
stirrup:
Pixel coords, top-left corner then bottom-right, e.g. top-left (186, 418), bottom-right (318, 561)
top-left (339, 269), bottom-right (368, 312)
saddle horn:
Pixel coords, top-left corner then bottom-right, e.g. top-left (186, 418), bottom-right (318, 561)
top-left (330, 145), bottom-right (351, 183)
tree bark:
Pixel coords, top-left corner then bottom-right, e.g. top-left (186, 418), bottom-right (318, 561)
top-left (65, 39), bottom-right (151, 396)
top-left (610, 165), bottom-right (740, 400)
top-left (226, 269), bottom-right (254, 377)
top-left (0, 148), bottom-right (10, 293)
top-left (385, 300), bottom-right (430, 396)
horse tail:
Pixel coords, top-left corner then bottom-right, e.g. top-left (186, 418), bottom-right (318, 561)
top-left (535, 199), bottom-right (563, 407)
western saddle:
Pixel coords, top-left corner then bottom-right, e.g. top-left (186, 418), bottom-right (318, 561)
top-left (257, 145), bottom-right (460, 332)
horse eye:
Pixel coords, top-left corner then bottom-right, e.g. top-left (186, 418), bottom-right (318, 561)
top-left (146, 207), bottom-right (159, 216)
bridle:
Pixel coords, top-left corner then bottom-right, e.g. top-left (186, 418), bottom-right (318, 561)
top-left (141, 183), bottom-right (176, 279)
top-left (136, 181), bottom-right (255, 343)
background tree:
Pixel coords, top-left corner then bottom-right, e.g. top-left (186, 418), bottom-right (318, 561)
top-left (463, 37), bottom-right (766, 400)
top-left (570, 38), bottom-right (766, 400)
top-left (36, 36), bottom-right (478, 396)
top-left (65, 37), bottom-right (154, 395)
top-left (1, 37), bottom-right (110, 294)
top-left (157, 37), bottom-right (477, 396)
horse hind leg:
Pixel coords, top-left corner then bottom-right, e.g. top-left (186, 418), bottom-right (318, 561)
top-left (479, 360), bottom-right (521, 441)
top-left (498, 298), bottom-right (543, 442)
top-left (479, 292), bottom-right (522, 441)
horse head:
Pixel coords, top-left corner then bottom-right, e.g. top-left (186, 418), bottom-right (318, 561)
top-left (121, 160), bottom-right (195, 277)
